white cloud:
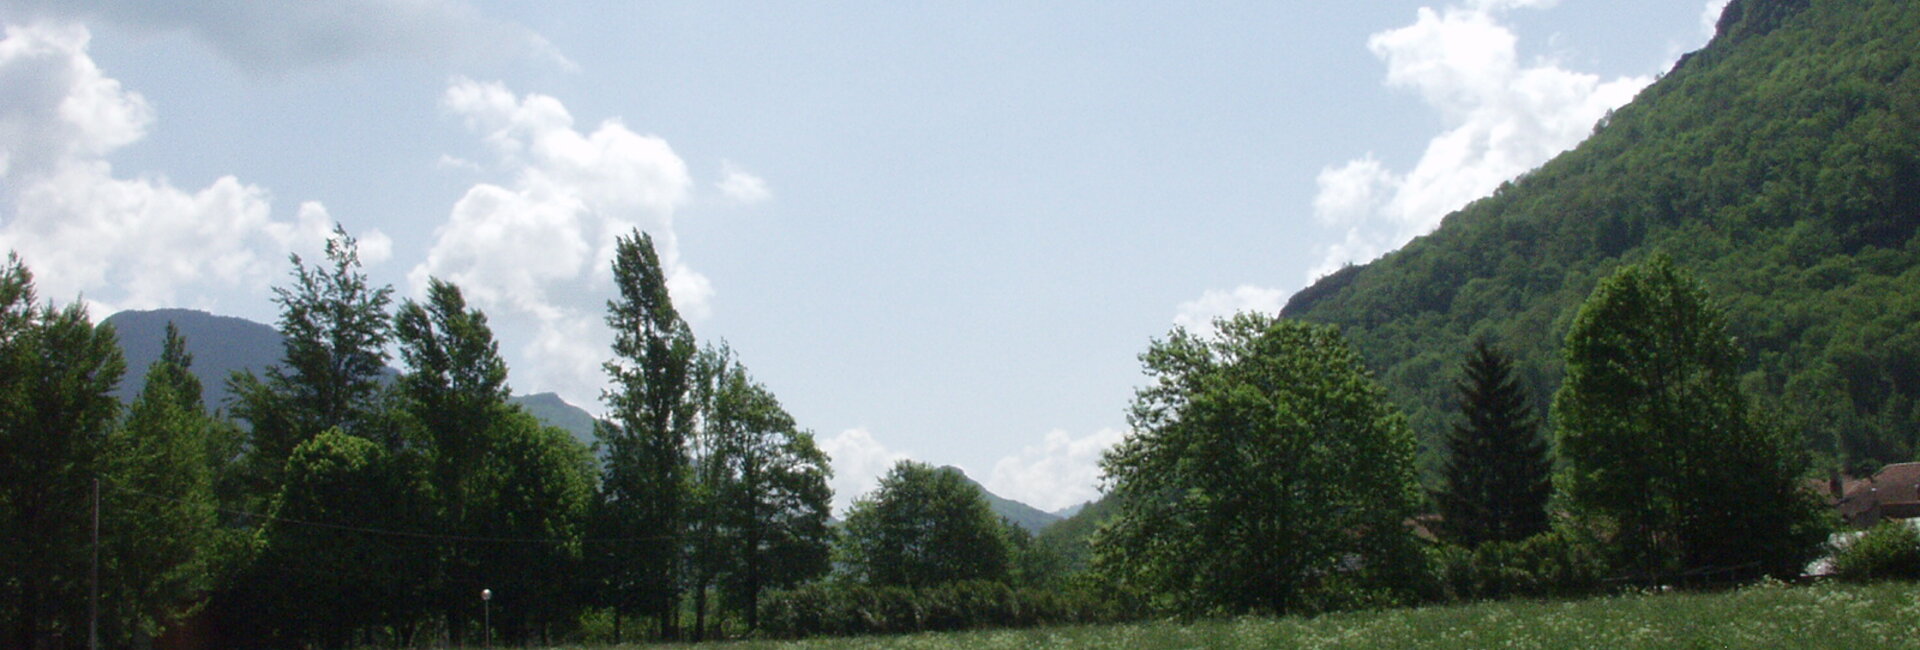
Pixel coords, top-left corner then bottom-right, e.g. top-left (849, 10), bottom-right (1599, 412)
top-left (0, 23), bottom-right (373, 314)
top-left (1173, 284), bottom-right (1289, 338)
top-left (715, 161), bottom-right (771, 205)
top-left (1307, 2), bottom-right (1652, 279)
top-left (818, 427), bottom-right (910, 516)
top-left (4, 0), bottom-right (574, 76)
top-left (986, 427), bottom-right (1126, 513)
top-left (1700, 0), bottom-right (1734, 38)
top-left (415, 77), bottom-right (708, 410)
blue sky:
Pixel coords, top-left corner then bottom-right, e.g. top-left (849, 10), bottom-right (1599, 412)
top-left (0, 0), bottom-right (1725, 513)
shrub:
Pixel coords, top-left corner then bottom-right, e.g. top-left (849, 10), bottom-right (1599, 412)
top-left (1831, 521), bottom-right (1920, 581)
top-left (1435, 528), bottom-right (1609, 602)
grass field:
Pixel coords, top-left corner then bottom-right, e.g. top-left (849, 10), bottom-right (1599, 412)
top-left (540, 580), bottom-right (1920, 649)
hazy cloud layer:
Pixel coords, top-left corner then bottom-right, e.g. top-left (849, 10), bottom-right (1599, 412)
top-left (414, 78), bottom-right (708, 413)
top-left (0, 23), bottom-right (382, 314)
top-left (3, 0), bottom-right (572, 76)
top-left (986, 427), bottom-right (1126, 513)
top-left (1307, 1), bottom-right (1651, 279)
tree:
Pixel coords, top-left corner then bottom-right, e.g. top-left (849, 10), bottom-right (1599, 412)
top-left (1093, 314), bottom-right (1423, 616)
top-left (230, 225), bottom-right (396, 499)
top-left (1554, 254), bottom-right (1826, 581)
top-left (840, 461), bottom-right (1012, 588)
top-left (100, 323), bottom-right (219, 645)
top-left (694, 350), bottom-right (832, 632)
top-left (595, 230), bottom-right (699, 639)
top-left (467, 411), bottom-right (595, 646)
top-left (0, 255), bottom-right (127, 647)
top-left (1431, 340), bottom-right (1552, 547)
top-left (239, 429), bottom-right (433, 648)
top-left (393, 277), bottom-right (514, 641)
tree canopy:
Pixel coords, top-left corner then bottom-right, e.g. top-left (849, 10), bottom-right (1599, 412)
top-left (1094, 314), bottom-right (1424, 616)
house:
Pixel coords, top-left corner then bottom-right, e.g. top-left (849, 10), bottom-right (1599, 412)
top-left (1835, 462), bottom-right (1920, 528)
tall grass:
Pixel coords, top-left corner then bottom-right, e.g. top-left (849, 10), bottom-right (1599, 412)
top-left (547, 580), bottom-right (1920, 649)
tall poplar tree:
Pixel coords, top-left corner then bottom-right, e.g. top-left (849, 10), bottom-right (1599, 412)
top-left (1432, 340), bottom-right (1551, 547)
top-left (596, 230), bottom-right (698, 639)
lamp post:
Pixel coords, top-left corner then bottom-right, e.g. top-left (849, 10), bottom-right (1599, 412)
top-left (481, 588), bottom-right (492, 648)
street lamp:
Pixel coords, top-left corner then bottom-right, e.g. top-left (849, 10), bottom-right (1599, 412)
top-left (481, 588), bottom-right (492, 648)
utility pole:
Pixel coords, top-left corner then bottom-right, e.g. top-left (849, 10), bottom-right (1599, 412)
top-left (91, 476), bottom-right (100, 650)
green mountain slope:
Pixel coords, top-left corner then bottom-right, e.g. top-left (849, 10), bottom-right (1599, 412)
top-left (103, 308), bottom-right (286, 412)
top-left (1280, 0), bottom-right (1920, 475)
top-left (934, 466), bottom-right (1063, 533)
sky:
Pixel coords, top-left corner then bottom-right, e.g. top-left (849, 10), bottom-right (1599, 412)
top-left (0, 0), bottom-right (1728, 514)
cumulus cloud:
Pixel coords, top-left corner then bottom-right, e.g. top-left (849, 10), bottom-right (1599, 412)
top-left (0, 23), bottom-right (374, 313)
top-left (715, 161), bottom-right (771, 205)
top-left (1172, 284), bottom-right (1290, 338)
top-left (986, 428), bottom-right (1126, 513)
top-left (4, 0), bottom-right (574, 76)
top-left (414, 78), bottom-right (709, 410)
top-left (1306, 2), bottom-right (1652, 280)
top-left (817, 428), bottom-right (911, 515)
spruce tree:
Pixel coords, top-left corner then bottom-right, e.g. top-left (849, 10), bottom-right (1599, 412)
top-left (1432, 340), bottom-right (1551, 547)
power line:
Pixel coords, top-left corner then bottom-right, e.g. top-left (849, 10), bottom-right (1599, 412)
top-left (100, 479), bottom-right (675, 545)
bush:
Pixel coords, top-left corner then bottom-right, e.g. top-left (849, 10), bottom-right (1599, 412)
top-left (1831, 521), bottom-right (1920, 582)
top-left (1435, 528), bottom-right (1609, 602)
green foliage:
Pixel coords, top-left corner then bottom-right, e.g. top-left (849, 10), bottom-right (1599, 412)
top-left (1033, 493), bottom-right (1118, 575)
top-left (1432, 528), bottom-right (1608, 602)
top-left (595, 230), bottom-right (701, 636)
top-left (686, 345), bottom-right (835, 634)
top-left (0, 255), bottom-right (127, 647)
top-left (1280, 0), bottom-right (1920, 478)
top-left (1555, 255), bottom-right (1827, 581)
top-left (100, 323), bottom-right (219, 645)
top-left (1095, 314), bottom-right (1424, 617)
top-left (1830, 521), bottom-right (1920, 581)
top-left (233, 429), bottom-right (433, 647)
top-left (229, 226), bottom-right (396, 501)
top-left (1431, 341), bottom-right (1551, 547)
top-left (840, 461), bottom-right (1015, 588)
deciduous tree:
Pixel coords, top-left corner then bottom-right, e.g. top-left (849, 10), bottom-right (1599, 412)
top-left (1094, 314), bottom-right (1423, 616)
top-left (1555, 254), bottom-right (1826, 581)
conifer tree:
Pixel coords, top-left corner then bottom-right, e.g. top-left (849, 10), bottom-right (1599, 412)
top-left (1432, 340), bottom-right (1551, 547)
top-left (102, 323), bottom-right (219, 644)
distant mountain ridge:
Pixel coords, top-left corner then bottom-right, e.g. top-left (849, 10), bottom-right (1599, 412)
top-left (934, 465), bottom-right (1062, 533)
top-left (102, 309), bottom-right (285, 412)
top-left (103, 308), bottom-right (601, 448)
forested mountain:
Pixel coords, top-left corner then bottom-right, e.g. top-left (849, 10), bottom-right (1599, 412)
top-left (103, 309), bottom-right (285, 411)
top-left (1281, 0), bottom-right (1920, 476)
top-left (939, 466), bottom-right (1063, 533)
